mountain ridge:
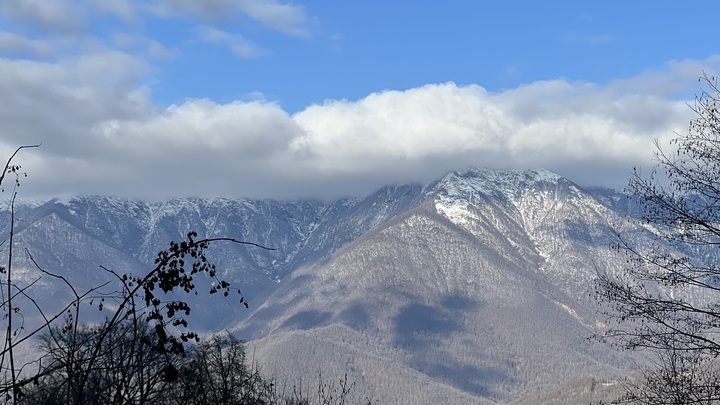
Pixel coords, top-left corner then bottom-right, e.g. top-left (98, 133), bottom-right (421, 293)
top-left (2, 167), bottom-right (649, 403)
top-left (232, 169), bottom-right (645, 403)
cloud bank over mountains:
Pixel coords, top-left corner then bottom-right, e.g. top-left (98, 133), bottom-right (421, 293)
top-left (0, 1), bottom-right (717, 200)
top-left (9, 60), bottom-right (705, 200)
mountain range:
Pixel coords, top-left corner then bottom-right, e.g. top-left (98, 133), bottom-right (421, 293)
top-left (3, 168), bottom-right (658, 403)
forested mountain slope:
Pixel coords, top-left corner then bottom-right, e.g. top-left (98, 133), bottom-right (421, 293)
top-left (3, 168), bottom-right (657, 402)
top-left (236, 169), bottom-right (648, 403)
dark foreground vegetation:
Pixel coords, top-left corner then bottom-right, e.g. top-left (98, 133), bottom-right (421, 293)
top-left (21, 323), bottom-right (371, 405)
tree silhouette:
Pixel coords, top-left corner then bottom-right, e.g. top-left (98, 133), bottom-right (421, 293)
top-left (597, 73), bottom-right (720, 404)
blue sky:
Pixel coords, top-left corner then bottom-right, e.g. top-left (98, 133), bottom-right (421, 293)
top-left (148, 1), bottom-right (719, 112)
top-left (0, 1), bottom-right (718, 199)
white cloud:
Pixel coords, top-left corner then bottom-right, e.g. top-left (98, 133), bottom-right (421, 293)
top-left (290, 80), bottom-right (688, 190)
top-left (608, 56), bottom-right (720, 98)
top-left (0, 31), bottom-right (54, 57)
top-left (236, 0), bottom-right (310, 37)
top-left (0, 1), bottom-right (713, 202)
top-left (112, 33), bottom-right (178, 60)
top-left (98, 98), bottom-right (300, 157)
top-left (195, 26), bottom-right (267, 59)
top-left (148, 0), bottom-right (310, 37)
top-left (0, 48), bottom-right (151, 160)
top-left (84, 0), bottom-right (137, 22)
top-left (0, 0), bottom-right (86, 33)
top-left (0, 0), bottom-right (322, 199)
top-left (0, 48), bottom-right (716, 200)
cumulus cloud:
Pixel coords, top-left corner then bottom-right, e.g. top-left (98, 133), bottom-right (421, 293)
top-left (4, 55), bottom-right (713, 201)
top-left (289, 79), bottom-right (689, 193)
top-left (99, 99), bottom-right (300, 157)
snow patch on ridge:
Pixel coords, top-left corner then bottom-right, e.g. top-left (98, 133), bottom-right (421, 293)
top-left (434, 198), bottom-right (478, 227)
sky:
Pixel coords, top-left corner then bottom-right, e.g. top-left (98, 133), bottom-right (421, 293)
top-left (0, 0), bottom-right (719, 201)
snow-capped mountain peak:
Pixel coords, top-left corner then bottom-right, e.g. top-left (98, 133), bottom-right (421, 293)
top-left (431, 167), bottom-right (564, 203)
